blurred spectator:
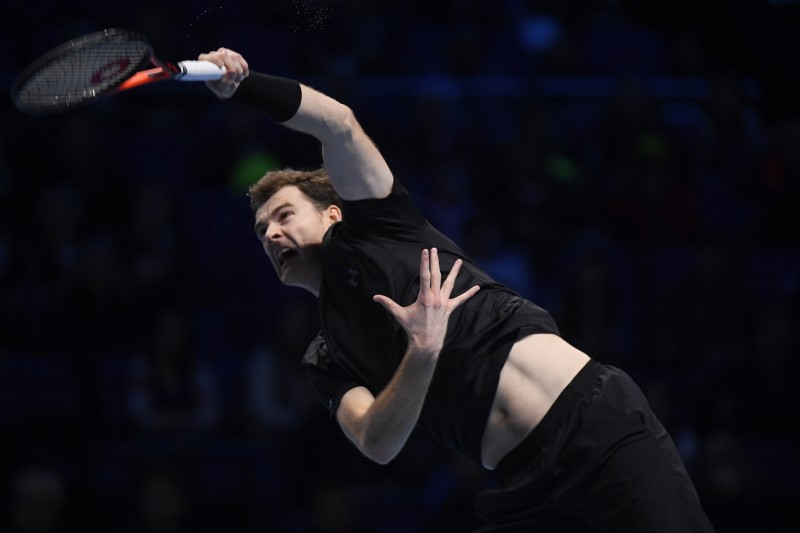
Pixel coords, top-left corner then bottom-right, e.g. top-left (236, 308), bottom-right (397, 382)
top-left (0, 183), bottom-right (88, 353)
top-left (127, 308), bottom-right (220, 435)
top-left (704, 75), bottom-right (765, 183)
top-left (55, 231), bottom-right (140, 353)
top-left (596, 77), bottom-right (701, 247)
top-left (651, 242), bottom-right (754, 373)
top-left (745, 304), bottom-right (798, 435)
top-left (557, 247), bottom-right (621, 364)
top-left (692, 75), bottom-right (765, 241)
top-left (113, 467), bottom-right (195, 533)
top-left (463, 217), bottom-right (537, 300)
top-left (51, 114), bottom-right (112, 191)
top-left (246, 343), bottom-right (316, 435)
top-left (753, 304), bottom-right (796, 377)
top-left (696, 431), bottom-right (752, 500)
top-left (126, 182), bottom-right (190, 309)
top-left (33, 183), bottom-right (86, 295)
top-left (758, 117), bottom-right (800, 244)
top-left (422, 160), bottom-right (477, 248)
top-left (6, 467), bottom-right (67, 533)
top-left (305, 479), bottom-right (371, 533)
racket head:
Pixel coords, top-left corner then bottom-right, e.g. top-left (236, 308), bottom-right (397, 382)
top-left (11, 28), bottom-right (154, 115)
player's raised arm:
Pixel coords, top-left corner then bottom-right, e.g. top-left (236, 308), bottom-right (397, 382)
top-left (200, 47), bottom-right (393, 201)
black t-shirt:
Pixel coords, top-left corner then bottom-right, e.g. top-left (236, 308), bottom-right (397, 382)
top-left (302, 179), bottom-right (558, 466)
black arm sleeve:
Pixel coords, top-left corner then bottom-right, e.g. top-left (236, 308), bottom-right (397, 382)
top-left (229, 71), bottom-right (302, 123)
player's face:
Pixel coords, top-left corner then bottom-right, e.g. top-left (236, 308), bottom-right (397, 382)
top-left (254, 185), bottom-right (341, 294)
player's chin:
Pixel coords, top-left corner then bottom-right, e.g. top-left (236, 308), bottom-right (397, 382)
top-left (276, 261), bottom-right (295, 284)
top-left (270, 261), bottom-right (288, 282)
top-left (275, 265), bottom-right (288, 282)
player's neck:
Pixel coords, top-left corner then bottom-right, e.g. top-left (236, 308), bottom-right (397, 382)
top-left (293, 268), bottom-right (322, 298)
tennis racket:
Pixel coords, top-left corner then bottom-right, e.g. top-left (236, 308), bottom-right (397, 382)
top-left (11, 28), bottom-right (226, 115)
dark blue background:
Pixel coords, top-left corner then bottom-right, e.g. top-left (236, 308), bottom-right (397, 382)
top-left (1, 1), bottom-right (799, 531)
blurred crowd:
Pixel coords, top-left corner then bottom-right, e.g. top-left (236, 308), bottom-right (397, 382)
top-left (1, 1), bottom-right (799, 532)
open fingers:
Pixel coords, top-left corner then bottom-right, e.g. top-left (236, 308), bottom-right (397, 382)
top-left (373, 294), bottom-right (403, 318)
top-left (418, 249), bottom-right (479, 305)
top-left (419, 249), bottom-right (431, 290)
top-left (440, 256), bottom-right (480, 307)
top-left (430, 248), bottom-right (442, 296)
top-left (450, 285), bottom-right (481, 310)
top-left (441, 258), bottom-right (463, 298)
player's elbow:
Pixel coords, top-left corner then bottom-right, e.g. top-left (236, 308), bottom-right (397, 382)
top-left (358, 435), bottom-right (399, 465)
top-left (326, 103), bottom-right (360, 141)
top-left (360, 444), bottom-right (396, 465)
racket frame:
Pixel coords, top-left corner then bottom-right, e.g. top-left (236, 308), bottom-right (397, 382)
top-left (11, 28), bottom-right (224, 114)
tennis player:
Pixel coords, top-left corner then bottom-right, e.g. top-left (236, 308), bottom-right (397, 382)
top-left (200, 47), bottom-right (715, 532)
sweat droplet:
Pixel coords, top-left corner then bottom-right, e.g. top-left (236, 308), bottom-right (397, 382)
top-left (291, 0), bottom-right (339, 32)
top-left (183, 6), bottom-right (224, 38)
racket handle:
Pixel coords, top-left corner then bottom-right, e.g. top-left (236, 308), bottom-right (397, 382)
top-left (176, 60), bottom-right (226, 81)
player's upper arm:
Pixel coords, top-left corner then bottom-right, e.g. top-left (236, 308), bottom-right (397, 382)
top-left (284, 85), bottom-right (393, 201)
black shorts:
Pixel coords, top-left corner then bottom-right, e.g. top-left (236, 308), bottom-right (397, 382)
top-left (473, 360), bottom-right (715, 532)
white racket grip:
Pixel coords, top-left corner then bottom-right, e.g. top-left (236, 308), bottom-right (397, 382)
top-left (176, 60), bottom-right (226, 81)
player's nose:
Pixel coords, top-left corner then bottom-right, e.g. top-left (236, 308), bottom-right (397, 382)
top-left (265, 222), bottom-right (283, 241)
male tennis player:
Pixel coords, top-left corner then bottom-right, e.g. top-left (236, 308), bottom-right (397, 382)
top-left (200, 47), bottom-right (715, 532)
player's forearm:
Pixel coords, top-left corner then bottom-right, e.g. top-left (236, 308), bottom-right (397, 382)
top-left (282, 84), bottom-right (354, 141)
top-left (353, 346), bottom-right (439, 464)
top-left (227, 72), bottom-right (346, 135)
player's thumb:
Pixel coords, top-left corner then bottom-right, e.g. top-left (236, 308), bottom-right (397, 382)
top-left (373, 294), bottom-right (400, 315)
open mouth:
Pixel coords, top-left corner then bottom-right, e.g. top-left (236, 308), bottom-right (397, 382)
top-left (276, 247), bottom-right (298, 266)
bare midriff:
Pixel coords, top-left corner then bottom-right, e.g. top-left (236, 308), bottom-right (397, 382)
top-left (480, 333), bottom-right (591, 470)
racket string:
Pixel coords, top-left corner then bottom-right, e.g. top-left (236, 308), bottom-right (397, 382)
top-left (15, 32), bottom-right (150, 112)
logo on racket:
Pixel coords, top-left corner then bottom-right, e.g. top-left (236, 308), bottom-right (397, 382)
top-left (90, 58), bottom-right (131, 86)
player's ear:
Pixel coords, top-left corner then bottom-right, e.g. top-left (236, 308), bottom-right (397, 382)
top-left (326, 205), bottom-right (342, 223)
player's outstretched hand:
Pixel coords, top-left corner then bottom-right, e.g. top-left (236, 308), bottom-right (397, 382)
top-left (373, 248), bottom-right (480, 356)
top-left (198, 47), bottom-right (249, 99)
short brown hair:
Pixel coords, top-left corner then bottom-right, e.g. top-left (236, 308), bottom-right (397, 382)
top-left (248, 167), bottom-right (342, 213)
